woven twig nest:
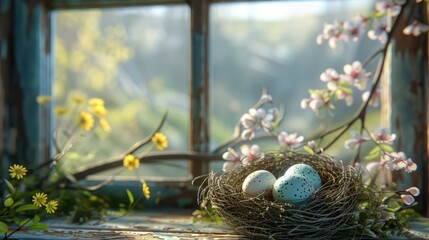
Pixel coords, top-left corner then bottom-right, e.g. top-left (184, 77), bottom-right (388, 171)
top-left (202, 151), bottom-right (368, 239)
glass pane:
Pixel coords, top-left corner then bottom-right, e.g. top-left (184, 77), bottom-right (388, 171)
top-left (209, 1), bottom-right (379, 170)
top-left (54, 5), bottom-right (190, 180)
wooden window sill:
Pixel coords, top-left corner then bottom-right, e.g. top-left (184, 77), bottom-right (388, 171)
top-left (11, 210), bottom-right (429, 239)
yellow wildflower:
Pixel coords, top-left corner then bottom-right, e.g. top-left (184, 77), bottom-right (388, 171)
top-left (123, 154), bottom-right (140, 171)
top-left (77, 111), bottom-right (94, 131)
top-left (32, 192), bottom-right (48, 207)
top-left (45, 200), bottom-right (58, 214)
top-left (89, 98), bottom-right (104, 106)
top-left (36, 96), bottom-right (51, 104)
top-left (151, 132), bottom-right (168, 150)
top-left (142, 182), bottom-right (150, 200)
top-left (90, 104), bottom-right (107, 117)
top-left (88, 98), bottom-right (107, 117)
top-left (54, 107), bottom-right (69, 116)
top-left (99, 118), bottom-right (111, 132)
top-left (8, 164), bottom-right (27, 179)
top-left (72, 95), bottom-right (86, 104)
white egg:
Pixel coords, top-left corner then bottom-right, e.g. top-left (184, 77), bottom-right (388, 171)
top-left (273, 175), bottom-right (315, 204)
top-left (284, 164), bottom-right (322, 189)
top-left (242, 170), bottom-right (276, 197)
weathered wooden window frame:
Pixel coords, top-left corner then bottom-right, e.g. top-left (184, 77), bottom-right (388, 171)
top-left (1, 0), bottom-right (428, 212)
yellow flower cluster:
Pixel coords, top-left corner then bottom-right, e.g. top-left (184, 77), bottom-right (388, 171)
top-left (142, 182), bottom-right (150, 200)
top-left (8, 164), bottom-right (59, 214)
top-left (151, 132), bottom-right (168, 150)
top-left (74, 97), bottom-right (110, 132)
top-left (36, 95), bottom-right (51, 105)
top-left (32, 192), bottom-right (58, 214)
top-left (123, 154), bottom-right (140, 171)
top-left (77, 111), bottom-right (94, 131)
top-left (36, 95), bottom-right (111, 133)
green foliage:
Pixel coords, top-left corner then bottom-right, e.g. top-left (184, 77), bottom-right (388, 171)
top-left (337, 189), bottom-right (420, 238)
top-left (49, 189), bottom-right (109, 224)
top-left (126, 189), bottom-right (134, 207)
top-left (0, 173), bottom-right (52, 239)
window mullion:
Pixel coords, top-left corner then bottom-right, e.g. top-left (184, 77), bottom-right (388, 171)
top-left (189, 0), bottom-right (210, 178)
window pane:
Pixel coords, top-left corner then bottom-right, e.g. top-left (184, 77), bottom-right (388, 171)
top-left (54, 5), bottom-right (190, 180)
top-left (209, 1), bottom-right (378, 170)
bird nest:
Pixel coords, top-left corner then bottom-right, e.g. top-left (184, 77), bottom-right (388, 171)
top-left (201, 151), bottom-right (369, 239)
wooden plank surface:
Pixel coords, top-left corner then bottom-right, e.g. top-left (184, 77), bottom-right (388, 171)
top-left (12, 210), bottom-right (246, 239)
top-left (10, 210), bottom-right (429, 239)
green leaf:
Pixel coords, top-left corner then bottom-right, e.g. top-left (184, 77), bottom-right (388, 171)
top-left (364, 147), bottom-right (381, 160)
top-left (27, 223), bottom-right (48, 231)
top-left (0, 221), bottom-right (8, 234)
top-left (16, 204), bottom-right (38, 213)
top-left (4, 198), bottom-right (13, 207)
top-left (379, 144), bottom-right (393, 153)
top-left (3, 178), bottom-right (15, 194)
top-left (302, 145), bottom-right (314, 155)
top-left (33, 215), bottom-right (40, 223)
top-left (19, 218), bottom-right (32, 227)
top-left (126, 189), bottom-right (134, 205)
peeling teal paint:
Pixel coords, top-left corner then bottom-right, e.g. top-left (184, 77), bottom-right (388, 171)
top-left (6, 0), bottom-right (52, 168)
top-left (387, 1), bottom-right (428, 214)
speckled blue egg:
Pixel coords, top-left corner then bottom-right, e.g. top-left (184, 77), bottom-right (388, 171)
top-left (284, 164), bottom-right (322, 189)
top-left (273, 175), bottom-right (315, 204)
top-left (242, 170), bottom-right (276, 197)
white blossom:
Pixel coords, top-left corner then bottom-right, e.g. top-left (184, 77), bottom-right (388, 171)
top-left (403, 20), bottom-right (429, 36)
top-left (382, 152), bottom-right (417, 173)
top-left (362, 88), bottom-right (380, 107)
top-left (344, 131), bottom-right (370, 149)
top-left (300, 90), bottom-right (332, 117)
top-left (320, 68), bottom-right (340, 91)
top-left (406, 187), bottom-right (420, 197)
top-left (241, 144), bottom-right (262, 166)
top-left (368, 18), bottom-right (388, 44)
top-left (278, 131), bottom-right (304, 149)
top-left (401, 194), bottom-right (415, 205)
top-left (371, 128), bottom-right (396, 144)
top-left (222, 148), bottom-right (242, 172)
top-left (342, 61), bottom-right (371, 90)
top-left (375, 0), bottom-right (402, 17)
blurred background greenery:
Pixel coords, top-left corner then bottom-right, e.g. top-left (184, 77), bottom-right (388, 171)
top-left (53, 0), bottom-right (380, 180)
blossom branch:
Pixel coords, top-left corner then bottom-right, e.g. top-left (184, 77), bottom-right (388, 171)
top-left (314, 2), bottom-right (407, 152)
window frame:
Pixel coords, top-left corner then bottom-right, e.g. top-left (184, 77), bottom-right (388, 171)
top-left (1, 0), bottom-right (428, 212)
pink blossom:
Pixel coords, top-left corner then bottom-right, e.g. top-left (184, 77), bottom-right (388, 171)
top-left (344, 131), bottom-right (370, 149)
top-left (406, 187), bottom-right (420, 197)
top-left (371, 128), bottom-right (396, 144)
top-left (400, 194), bottom-right (415, 205)
top-left (320, 68), bottom-right (340, 91)
top-left (368, 18), bottom-right (388, 44)
top-left (316, 21), bottom-right (348, 49)
top-left (362, 88), bottom-right (380, 107)
top-left (335, 86), bottom-right (354, 106)
top-left (343, 16), bottom-right (367, 41)
top-left (240, 108), bottom-right (265, 129)
top-left (375, 0), bottom-right (402, 17)
top-left (300, 89), bottom-right (332, 118)
top-left (261, 108), bottom-right (279, 132)
top-left (278, 131), bottom-right (304, 149)
top-left (241, 128), bottom-right (255, 140)
top-left (342, 61), bottom-right (371, 90)
top-left (222, 148), bottom-right (241, 172)
top-left (382, 152), bottom-right (417, 173)
top-left (241, 144), bottom-right (261, 166)
top-left (403, 20), bottom-right (429, 37)
top-left (259, 93), bottom-right (273, 104)
top-left (317, 17), bottom-right (366, 48)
